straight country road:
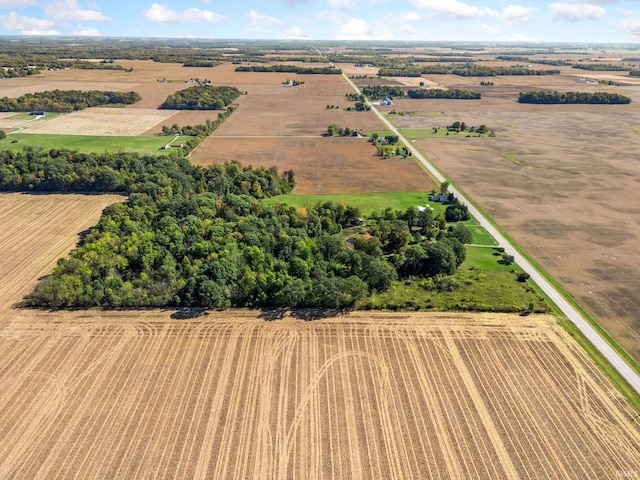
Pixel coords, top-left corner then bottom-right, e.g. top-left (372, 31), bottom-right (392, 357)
top-left (341, 72), bottom-right (640, 396)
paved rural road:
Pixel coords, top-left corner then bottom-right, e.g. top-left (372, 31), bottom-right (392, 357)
top-left (341, 72), bottom-right (640, 396)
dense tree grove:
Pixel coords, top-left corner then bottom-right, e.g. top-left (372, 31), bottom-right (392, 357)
top-left (361, 85), bottom-right (405, 99)
top-left (407, 88), bottom-right (481, 99)
top-left (160, 85), bottom-right (241, 110)
top-left (571, 63), bottom-right (627, 71)
top-left (630, 69), bottom-right (640, 77)
top-left (1, 150), bottom-right (466, 309)
top-left (518, 91), bottom-right (631, 104)
top-left (0, 90), bottom-right (141, 112)
top-left (234, 65), bottom-right (341, 74)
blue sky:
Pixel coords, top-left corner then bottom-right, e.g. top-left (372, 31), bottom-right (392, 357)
top-left (0, 0), bottom-right (639, 42)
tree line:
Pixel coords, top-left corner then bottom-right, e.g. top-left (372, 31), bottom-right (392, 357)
top-left (407, 88), bottom-right (481, 99)
top-left (378, 64), bottom-right (560, 77)
top-left (518, 91), bottom-right (631, 104)
top-left (0, 89), bottom-right (141, 112)
top-left (235, 64), bottom-right (341, 74)
top-left (160, 85), bottom-right (241, 110)
top-left (361, 85), bottom-right (405, 99)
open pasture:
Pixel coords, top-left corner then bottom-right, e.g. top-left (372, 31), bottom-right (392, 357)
top-left (0, 133), bottom-right (191, 154)
top-left (0, 310), bottom-right (638, 480)
top-left (0, 193), bottom-right (123, 310)
top-left (388, 72), bottom-right (640, 361)
top-left (190, 136), bottom-right (433, 194)
top-left (21, 107), bottom-right (177, 136)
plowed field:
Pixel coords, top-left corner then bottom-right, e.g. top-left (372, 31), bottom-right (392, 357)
top-left (0, 310), bottom-right (639, 480)
top-left (21, 108), bottom-right (177, 136)
top-left (190, 136), bottom-right (432, 194)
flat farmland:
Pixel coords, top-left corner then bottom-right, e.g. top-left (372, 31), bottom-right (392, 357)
top-left (0, 310), bottom-right (638, 479)
top-left (21, 108), bottom-right (177, 136)
top-left (190, 136), bottom-right (433, 194)
top-left (0, 193), bottom-right (124, 310)
top-left (387, 74), bottom-right (640, 361)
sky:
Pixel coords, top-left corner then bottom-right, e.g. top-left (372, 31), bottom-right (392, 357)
top-left (0, 0), bottom-right (639, 42)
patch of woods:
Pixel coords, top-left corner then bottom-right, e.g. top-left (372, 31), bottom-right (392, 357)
top-left (360, 85), bottom-right (481, 100)
top-left (407, 88), bottom-right (481, 99)
top-left (0, 90), bottom-right (141, 113)
top-left (160, 85), bottom-right (241, 110)
top-left (0, 150), bottom-right (468, 309)
top-left (326, 124), bottom-right (363, 137)
top-left (234, 64), bottom-right (341, 74)
top-left (518, 91), bottom-right (631, 104)
top-left (378, 64), bottom-right (560, 77)
top-left (630, 69), bottom-right (640, 77)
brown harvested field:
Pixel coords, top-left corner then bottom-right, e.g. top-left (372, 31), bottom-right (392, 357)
top-left (0, 193), bottom-right (124, 310)
top-left (387, 73), bottom-right (640, 361)
top-left (142, 110), bottom-right (223, 135)
top-left (190, 136), bottom-right (432, 194)
top-left (21, 108), bottom-right (177, 136)
top-left (0, 310), bottom-right (639, 479)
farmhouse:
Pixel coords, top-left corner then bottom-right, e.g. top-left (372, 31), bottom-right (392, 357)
top-left (429, 193), bottom-right (450, 202)
top-left (30, 111), bottom-right (46, 116)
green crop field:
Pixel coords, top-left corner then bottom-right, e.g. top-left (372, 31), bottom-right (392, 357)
top-left (0, 134), bottom-right (193, 154)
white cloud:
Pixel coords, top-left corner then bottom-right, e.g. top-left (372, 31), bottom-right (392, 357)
top-left (328, 0), bottom-right (358, 9)
top-left (410, 0), bottom-right (483, 19)
top-left (281, 0), bottom-right (308, 5)
top-left (44, 0), bottom-right (110, 21)
top-left (144, 3), bottom-right (227, 23)
top-left (0, 11), bottom-right (58, 34)
top-left (621, 16), bottom-right (640, 36)
top-left (144, 3), bottom-right (176, 22)
top-left (74, 26), bottom-right (101, 35)
top-left (550, 3), bottom-right (606, 21)
top-left (248, 10), bottom-right (283, 27)
top-left (0, 0), bottom-right (35, 7)
top-left (336, 17), bottom-right (373, 39)
top-left (486, 5), bottom-right (535, 24)
top-left (282, 26), bottom-right (308, 38)
top-left (182, 8), bottom-right (225, 23)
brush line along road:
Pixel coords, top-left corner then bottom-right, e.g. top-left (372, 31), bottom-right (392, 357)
top-left (341, 73), bottom-right (640, 396)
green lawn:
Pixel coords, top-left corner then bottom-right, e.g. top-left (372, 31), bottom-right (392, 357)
top-left (3, 112), bottom-right (65, 122)
top-left (399, 128), bottom-right (492, 140)
top-left (0, 134), bottom-right (193, 155)
top-left (362, 248), bottom-right (547, 313)
top-left (264, 191), bottom-right (446, 217)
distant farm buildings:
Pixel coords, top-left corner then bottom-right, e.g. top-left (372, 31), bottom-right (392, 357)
top-left (30, 111), bottom-right (46, 116)
top-left (379, 97), bottom-right (394, 106)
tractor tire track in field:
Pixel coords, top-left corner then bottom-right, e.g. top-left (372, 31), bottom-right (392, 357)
top-left (1, 312), bottom-right (639, 479)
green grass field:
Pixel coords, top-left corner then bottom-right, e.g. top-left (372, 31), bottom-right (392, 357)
top-left (265, 191), bottom-right (446, 216)
top-left (0, 134), bottom-right (193, 154)
top-left (3, 112), bottom-right (65, 122)
top-left (399, 127), bottom-right (492, 140)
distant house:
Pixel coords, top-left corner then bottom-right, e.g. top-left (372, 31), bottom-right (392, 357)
top-left (429, 193), bottom-right (449, 203)
top-left (171, 143), bottom-right (183, 148)
top-left (379, 97), bottom-right (394, 106)
top-left (30, 111), bottom-right (46, 116)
